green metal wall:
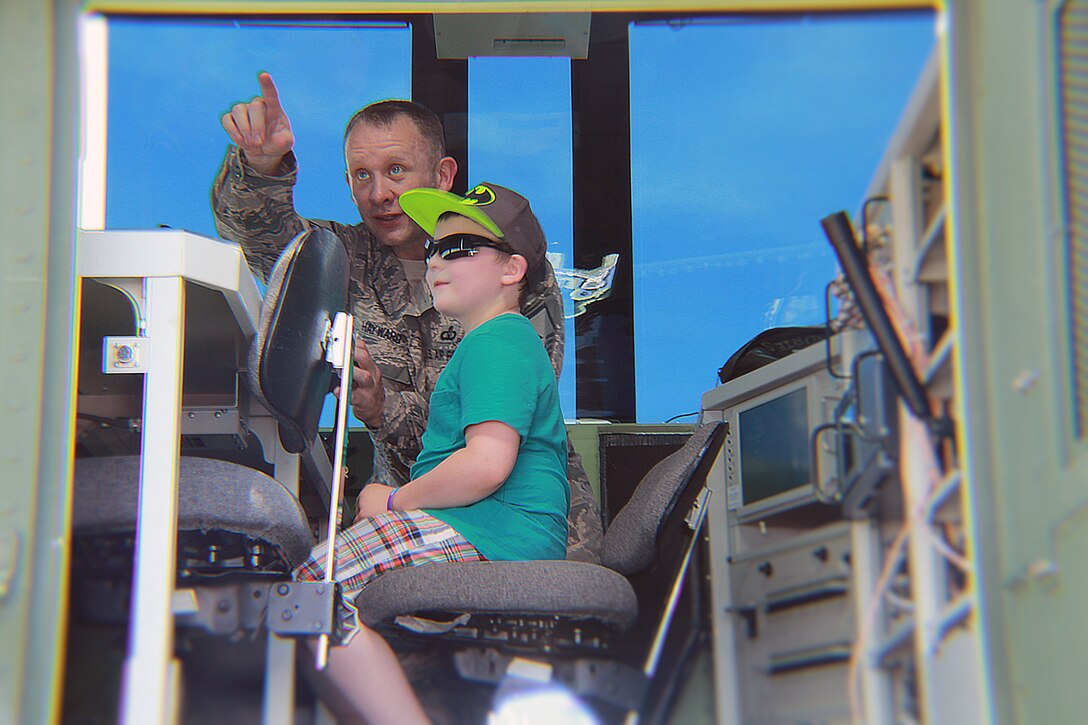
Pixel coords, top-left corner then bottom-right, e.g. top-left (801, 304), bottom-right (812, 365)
top-left (946, 0), bottom-right (1088, 722)
top-left (0, 1), bottom-right (79, 723)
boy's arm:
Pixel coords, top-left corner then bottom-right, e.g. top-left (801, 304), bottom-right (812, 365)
top-left (356, 420), bottom-right (518, 516)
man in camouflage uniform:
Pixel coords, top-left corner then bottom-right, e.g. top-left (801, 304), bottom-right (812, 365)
top-left (214, 72), bottom-right (601, 562)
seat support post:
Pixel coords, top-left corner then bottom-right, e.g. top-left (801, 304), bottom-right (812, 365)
top-left (262, 633), bottom-right (296, 725)
top-left (642, 485), bottom-right (713, 679)
top-left (315, 312), bottom-right (354, 670)
top-left (120, 275), bottom-right (185, 725)
top-left (262, 428), bottom-right (300, 725)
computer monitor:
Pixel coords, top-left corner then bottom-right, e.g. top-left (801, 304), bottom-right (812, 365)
top-left (702, 338), bottom-right (849, 522)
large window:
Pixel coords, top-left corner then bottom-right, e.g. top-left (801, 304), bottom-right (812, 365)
top-left (102, 18), bottom-right (411, 428)
top-left (468, 57), bottom-right (576, 416)
top-left (104, 18), bottom-right (411, 235)
top-left (629, 12), bottom-right (935, 423)
top-left (100, 12), bottom-right (937, 427)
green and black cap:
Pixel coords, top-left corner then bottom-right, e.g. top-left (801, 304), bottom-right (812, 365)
top-left (400, 182), bottom-right (546, 273)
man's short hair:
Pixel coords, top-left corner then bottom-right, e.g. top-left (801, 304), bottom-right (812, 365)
top-left (343, 100), bottom-right (447, 167)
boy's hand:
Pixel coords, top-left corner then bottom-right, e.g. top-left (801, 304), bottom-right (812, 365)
top-left (355, 483), bottom-right (395, 523)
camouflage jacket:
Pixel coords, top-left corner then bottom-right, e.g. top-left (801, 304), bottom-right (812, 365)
top-left (211, 146), bottom-right (602, 562)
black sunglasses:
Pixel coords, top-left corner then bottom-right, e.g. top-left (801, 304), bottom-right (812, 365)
top-left (424, 234), bottom-right (514, 261)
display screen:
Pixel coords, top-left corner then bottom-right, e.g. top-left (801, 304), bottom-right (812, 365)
top-left (739, 388), bottom-right (811, 505)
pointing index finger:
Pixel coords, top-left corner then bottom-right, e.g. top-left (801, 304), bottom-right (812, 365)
top-left (257, 72), bottom-right (282, 110)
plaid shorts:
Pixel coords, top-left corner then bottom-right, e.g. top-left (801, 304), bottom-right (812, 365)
top-left (294, 509), bottom-right (487, 602)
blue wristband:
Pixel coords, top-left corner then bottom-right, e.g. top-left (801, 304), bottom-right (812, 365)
top-left (386, 489), bottom-right (397, 512)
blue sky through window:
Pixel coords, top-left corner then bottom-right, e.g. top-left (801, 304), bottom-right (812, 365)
top-left (104, 18), bottom-right (410, 429)
top-left (105, 18), bottom-right (411, 236)
top-left (629, 12), bottom-right (935, 423)
top-left (468, 57), bottom-right (576, 418)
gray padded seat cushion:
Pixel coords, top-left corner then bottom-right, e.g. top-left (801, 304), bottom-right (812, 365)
top-left (72, 455), bottom-right (315, 570)
top-left (355, 423), bottom-right (723, 631)
top-left (355, 560), bottom-right (638, 629)
top-left (601, 423), bottom-right (720, 575)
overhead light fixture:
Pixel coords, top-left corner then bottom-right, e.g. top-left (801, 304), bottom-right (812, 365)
top-left (433, 13), bottom-right (591, 59)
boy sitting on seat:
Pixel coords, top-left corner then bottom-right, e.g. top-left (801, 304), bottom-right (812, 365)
top-left (297, 183), bottom-right (570, 723)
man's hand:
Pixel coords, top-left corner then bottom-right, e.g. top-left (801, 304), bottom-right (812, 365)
top-left (221, 72), bottom-right (294, 175)
top-left (348, 341), bottom-right (386, 429)
top-left (355, 483), bottom-right (395, 523)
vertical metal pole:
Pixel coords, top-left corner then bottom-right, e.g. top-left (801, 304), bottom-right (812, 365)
top-left (642, 487), bottom-right (713, 678)
top-left (120, 276), bottom-right (185, 725)
top-left (701, 442), bottom-right (743, 725)
top-left (262, 634), bottom-right (297, 725)
top-left (263, 432), bottom-right (298, 725)
top-left (901, 411), bottom-right (944, 723)
top-left (849, 519), bottom-right (894, 724)
top-left (316, 314), bottom-right (354, 671)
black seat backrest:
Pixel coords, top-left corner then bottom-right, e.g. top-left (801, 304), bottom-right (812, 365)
top-left (600, 421), bottom-right (726, 657)
top-left (246, 227), bottom-right (349, 454)
top-left (601, 421), bottom-right (725, 575)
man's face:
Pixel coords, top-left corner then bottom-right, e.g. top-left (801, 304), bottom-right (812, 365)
top-left (344, 117), bottom-right (448, 259)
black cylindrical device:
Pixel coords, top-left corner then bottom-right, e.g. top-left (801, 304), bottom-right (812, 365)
top-left (821, 211), bottom-right (932, 423)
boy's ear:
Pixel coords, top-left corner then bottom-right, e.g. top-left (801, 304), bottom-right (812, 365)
top-left (501, 254), bottom-right (529, 287)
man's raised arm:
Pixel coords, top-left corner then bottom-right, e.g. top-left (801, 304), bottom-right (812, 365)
top-left (221, 72), bottom-right (294, 175)
top-left (211, 72), bottom-right (308, 281)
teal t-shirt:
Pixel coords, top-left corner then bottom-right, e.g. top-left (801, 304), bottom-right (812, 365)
top-left (411, 313), bottom-right (569, 561)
